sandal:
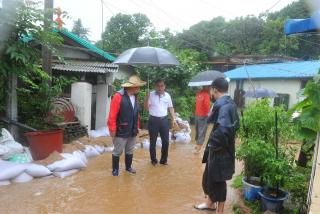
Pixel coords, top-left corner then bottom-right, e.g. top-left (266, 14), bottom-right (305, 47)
top-left (194, 203), bottom-right (216, 211)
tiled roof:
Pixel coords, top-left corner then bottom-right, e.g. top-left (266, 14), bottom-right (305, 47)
top-left (52, 60), bottom-right (118, 73)
top-left (225, 60), bottom-right (320, 80)
top-left (54, 28), bottom-right (116, 62)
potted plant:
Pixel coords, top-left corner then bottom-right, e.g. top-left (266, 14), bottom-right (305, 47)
top-left (236, 139), bottom-right (274, 201)
top-left (258, 150), bottom-right (293, 213)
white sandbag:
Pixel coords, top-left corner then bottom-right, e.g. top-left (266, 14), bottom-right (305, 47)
top-left (0, 160), bottom-right (26, 180)
top-left (60, 153), bottom-right (74, 159)
top-left (89, 127), bottom-right (110, 138)
top-left (174, 132), bottom-right (191, 144)
top-left (72, 150), bottom-right (88, 165)
top-left (53, 169), bottom-right (79, 178)
top-left (141, 139), bottom-right (149, 149)
top-left (0, 129), bottom-right (24, 160)
top-left (24, 163), bottom-right (51, 177)
top-left (11, 172), bottom-right (33, 183)
top-left (94, 145), bottom-right (105, 154)
top-left (47, 156), bottom-right (86, 172)
top-left (0, 180), bottom-right (11, 186)
top-left (84, 145), bottom-right (100, 158)
top-left (156, 137), bottom-right (163, 147)
top-left (104, 146), bottom-right (114, 153)
top-left (0, 128), bottom-right (15, 143)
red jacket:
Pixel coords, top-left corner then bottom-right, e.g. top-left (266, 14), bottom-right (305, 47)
top-left (195, 89), bottom-right (211, 117)
top-left (107, 89), bottom-right (140, 137)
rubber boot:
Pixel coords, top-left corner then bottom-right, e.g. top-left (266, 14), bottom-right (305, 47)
top-left (112, 155), bottom-right (120, 176)
top-left (125, 154), bottom-right (136, 174)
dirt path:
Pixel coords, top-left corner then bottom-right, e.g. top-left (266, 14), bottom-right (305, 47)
top-left (0, 130), bottom-right (241, 214)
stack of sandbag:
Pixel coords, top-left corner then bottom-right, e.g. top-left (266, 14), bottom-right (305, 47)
top-left (47, 152), bottom-right (87, 178)
top-left (89, 127), bottom-right (110, 138)
top-left (0, 159), bottom-right (52, 185)
top-left (78, 136), bottom-right (114, 155)
top-left (172, 113), bottom-right (192, 144)
top-left (139, 136), bottom-right (167, 150)
top-left (0, 128), bottom-right (24, 160)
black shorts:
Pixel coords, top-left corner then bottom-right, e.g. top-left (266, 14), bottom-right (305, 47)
top-left (202, 164), bottom-right (227, 202)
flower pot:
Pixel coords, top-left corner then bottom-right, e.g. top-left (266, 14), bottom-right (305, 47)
top-left (242, 177), bottom-right (262, 201)
top-left (258, 188), bottom-right (288, 213)
top-left (25, 129), bottom-right (63, 160)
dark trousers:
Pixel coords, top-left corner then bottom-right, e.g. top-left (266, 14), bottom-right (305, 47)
top-left (148, 116), bottom-right (169, 162)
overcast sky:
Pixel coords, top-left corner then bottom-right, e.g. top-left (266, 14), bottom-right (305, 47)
top-left (54, 0), bottom-right (304, 42)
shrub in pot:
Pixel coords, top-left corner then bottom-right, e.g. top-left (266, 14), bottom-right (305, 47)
top-left (236, 139), bottom-right (274, 201)
top-left (259, 148), bottom-right (294, 213)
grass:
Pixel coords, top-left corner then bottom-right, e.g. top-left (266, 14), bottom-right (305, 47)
top-left (232, 174), bottom-right (243, 189)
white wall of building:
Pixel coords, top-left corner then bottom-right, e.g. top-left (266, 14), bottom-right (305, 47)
top-left (228, 78), bottom-right (304, 108)
top-left (71, 82), bottom-right (92, 130)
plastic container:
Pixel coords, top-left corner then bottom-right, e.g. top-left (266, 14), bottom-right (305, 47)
top-left (25, 129), bottom-right (63, 160)
top-left (242, 177), bottom-right (262, 201)
top-left (258, 188), bottom-right (288, 213)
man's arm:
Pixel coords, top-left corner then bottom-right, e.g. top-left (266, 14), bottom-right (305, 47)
top-left (143, 92), bottom-right (150, 111)
top-left (107, 93), bottom-right (121, 137)
top-left (169, 107), bottom-right (178, 127)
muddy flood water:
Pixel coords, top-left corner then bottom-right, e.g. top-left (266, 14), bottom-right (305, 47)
top-left (0, 131), bottom-right (241, 214)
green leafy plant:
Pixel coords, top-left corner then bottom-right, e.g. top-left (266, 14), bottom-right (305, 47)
top-left (239, 99), bottom-right (296, 145)
top-left (17, 76), bottom-right (77, 130)
top-left (285, 166), bottom-right (310, 213)
top-left (236, 139), bottom-right (275, 181)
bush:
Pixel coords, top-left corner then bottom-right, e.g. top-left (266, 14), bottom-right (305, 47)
top-left (236, 139), bottom-right (274, 180)
top-left (239, 99), bottom-right (296, 144)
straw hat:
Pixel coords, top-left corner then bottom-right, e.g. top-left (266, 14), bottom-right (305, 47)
top-left (121, 75), bottom-right (146, 88)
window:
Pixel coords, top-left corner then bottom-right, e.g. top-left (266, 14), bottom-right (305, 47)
top-left (274, 93), bottom-right (290, 110)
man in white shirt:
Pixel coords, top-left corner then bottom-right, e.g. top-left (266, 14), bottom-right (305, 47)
top-left (144, 79), bottom-right (178, 165)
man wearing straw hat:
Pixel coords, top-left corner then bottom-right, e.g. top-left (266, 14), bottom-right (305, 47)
top-left (107, 75), bottom-right (146, 176)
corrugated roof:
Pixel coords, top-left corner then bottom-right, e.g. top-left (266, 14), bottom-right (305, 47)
top-left (225, 60), bottom-right (320, 80)
top-left (54, 28), bottom-right (116, 62)
top-left (52, 60), bottom-right (118, 73)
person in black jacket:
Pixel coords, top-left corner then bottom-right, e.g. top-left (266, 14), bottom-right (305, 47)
top-left (107, 75), bottom-right (146, 176)
top-left (194, 77), bottom-right (239, 214)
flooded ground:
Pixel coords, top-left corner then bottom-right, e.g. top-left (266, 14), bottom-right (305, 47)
top-left (0, 128), bottom-right (241, 214)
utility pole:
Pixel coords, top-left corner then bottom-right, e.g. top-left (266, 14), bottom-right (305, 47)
top-left (42, 0), bottom-right (53, 77)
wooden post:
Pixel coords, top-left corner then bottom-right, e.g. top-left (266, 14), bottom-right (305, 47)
top-left (42, 0), bottom-right (53, 76)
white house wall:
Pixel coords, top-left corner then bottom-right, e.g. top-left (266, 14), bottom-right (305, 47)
top-left (228, 78), bottom-right (302, 108)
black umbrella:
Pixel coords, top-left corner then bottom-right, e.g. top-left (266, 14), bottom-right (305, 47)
top-left (114, 46), bottom-right (180, 66)
top-left (114, 46), bottom-right (180, 89)
top-left (188, 70), bottom-right (226, 87)
top-left (244, 88), bottom-right (278, 98)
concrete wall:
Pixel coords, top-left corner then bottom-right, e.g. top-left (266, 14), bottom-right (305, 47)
top-left (228, 78), bottom-right (305, 108)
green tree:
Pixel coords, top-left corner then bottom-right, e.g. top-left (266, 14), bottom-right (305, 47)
top-left (71, 18), bottom-right (90, 40)
top-left (0, 0), bottom-right (65, 128)
top-left (98, 13), bottom-right (153, 53)
top-left (259, 18), bottom-right (299, 55)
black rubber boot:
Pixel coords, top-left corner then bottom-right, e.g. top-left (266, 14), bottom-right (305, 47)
top-left (125, 154), bottom-right (136, 174)
top-left (112, 155), bottom-right (120, 176)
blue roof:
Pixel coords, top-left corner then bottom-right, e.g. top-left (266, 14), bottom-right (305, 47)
top-left (284, 12), bottom-right (320, 35)
top-left (225, 60), bottom-right (320, 80)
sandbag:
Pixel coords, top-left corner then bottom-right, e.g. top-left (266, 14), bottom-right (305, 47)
top-left (72, 151), bottom-right (88, 165)
top-left (53, 169), bottom-right (79, 178)
top-left (47, 156), bottom-right (86, 172)
top-left (24, 163), bottom-right (51, 177)
top-left (89, 127), bottom-right (110, 138)
top-left (104, 146), bottom-right (114, 153)
top-left (174, 132), bottom-right (191, 144)
top-left (11, 172), bottom-right (33, 183)
top-left (0, 180), bottom-right (11, 186)
top-left (84, 145), bottom-right (100, 158)
top-left (0, 161), bottom-right (26, 181)
top-left (94, 145), bottom-right (105, 154)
